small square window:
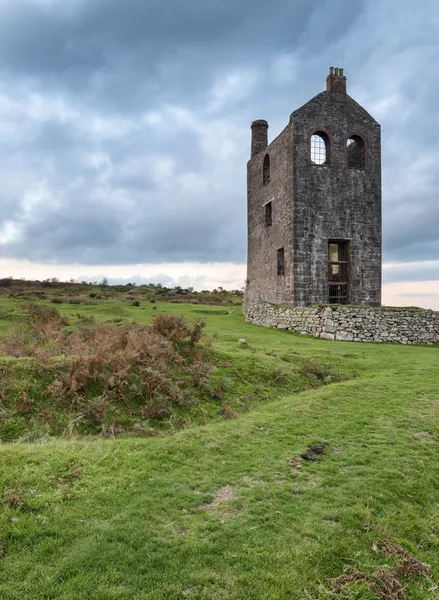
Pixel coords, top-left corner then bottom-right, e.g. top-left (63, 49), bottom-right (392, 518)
top-left (277, 248), bottom-right (285, 276)
top-left (265, 202), bottom-right (272, 226)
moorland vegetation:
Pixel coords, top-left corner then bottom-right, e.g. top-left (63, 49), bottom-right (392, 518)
top-left (0, 281), bottom-right (438, 599)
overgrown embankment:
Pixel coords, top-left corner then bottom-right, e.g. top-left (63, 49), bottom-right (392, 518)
top-left (0, 304), bottom-right (351, 441)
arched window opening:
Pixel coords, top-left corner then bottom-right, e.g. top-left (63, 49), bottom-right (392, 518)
top-left (263, 154), bottom-right (270, 185)
top-left (347, 135), bottom-right (365, 168)
top-left (310, 131), bottom-right (330, 165)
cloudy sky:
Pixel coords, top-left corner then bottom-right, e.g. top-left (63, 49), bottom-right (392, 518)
top-left (0, 0), bottom-right (438, 307)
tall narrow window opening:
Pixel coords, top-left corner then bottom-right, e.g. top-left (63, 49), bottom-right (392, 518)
top-left (310, 131), bottom-right (330, 165)
top-left (346, 135), bottom-right (365, 168)
top-left (277, 248), bottom-right (285, 276)
top-left (328, 240), bottom-right (349, 304)
top-left (265, 201), bottom-right (272, 226)
top-left (263, 154), bottom-right (270, 185)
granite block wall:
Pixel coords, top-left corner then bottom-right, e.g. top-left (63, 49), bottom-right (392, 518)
top-left (245, 303), bottom-right (439, 345)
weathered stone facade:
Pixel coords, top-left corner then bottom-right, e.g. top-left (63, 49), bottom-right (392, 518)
top-left (246, 303), bottom-right (439, 345)
top-left (245, 68), bottom-right (382, 311)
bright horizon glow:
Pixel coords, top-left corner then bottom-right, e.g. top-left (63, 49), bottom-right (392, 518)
top-left (1, 258), bottom-right (439, 310)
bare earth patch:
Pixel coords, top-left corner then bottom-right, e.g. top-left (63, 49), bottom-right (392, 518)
top-left (287, 457), bottom-right (302, 474)
top-left (199, 486), bottom-right (236, 512)
top-left (173, 529), bottom-right (189, 537)
top-left (242, 476), bottom-right (264, 485)
top-left (412, 431), bottom-right (433, 442)
top-left (339, 466), bottom-right (353, 473)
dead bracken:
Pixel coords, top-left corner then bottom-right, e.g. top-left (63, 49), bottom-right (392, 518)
top-left (0, 306), bottom-right (212, 438)
top-left (326, 539), bottom-right (431, 600)
top-left (5, 493), bottom-right (23, 509)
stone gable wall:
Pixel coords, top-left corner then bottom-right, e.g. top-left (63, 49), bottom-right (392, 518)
top-left (245, 302), bottom-right (439, 345)
top-left (290, 92), bottom-right (382, 307)
top-left (246, 90), bottom-right (382, 310)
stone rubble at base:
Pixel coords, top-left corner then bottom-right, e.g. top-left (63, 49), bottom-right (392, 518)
top-left (244, 303), bottom-right (439, 345)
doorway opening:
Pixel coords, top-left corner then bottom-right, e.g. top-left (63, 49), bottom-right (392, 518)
top-left (328, 240), bottom-right (349, 304)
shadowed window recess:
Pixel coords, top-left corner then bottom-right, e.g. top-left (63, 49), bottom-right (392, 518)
top-left (277, 248), bottom-right (285, 276)
top-left (264, 201), bottom-right (272, 226)
top-left (310, 131), bottom-right (330, 165)
top-left (328, 241), bottom-right (349, 304)
top-left (263, 154), bottom-right (270, 185)
top-left (347, 135), bottom-right (365, 168)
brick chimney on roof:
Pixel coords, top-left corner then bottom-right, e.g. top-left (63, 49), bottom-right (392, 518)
top-left (326, 67), bottom-right (346, 93)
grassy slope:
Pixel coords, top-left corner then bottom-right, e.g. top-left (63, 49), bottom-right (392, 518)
top-left (0, 298), bottom-right (361, 440)
top-left (0, 298), bottom-right (438, 599)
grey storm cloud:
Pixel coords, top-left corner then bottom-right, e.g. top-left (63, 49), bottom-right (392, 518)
top-left (0, 0), bottom-right (438, 281)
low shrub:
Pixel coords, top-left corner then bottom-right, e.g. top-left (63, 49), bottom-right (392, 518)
top-left (300, 358), bottom-right (340, 382)
top-left (151, 313), bottom-right (189, 341)
top-left (0, 310), bottom-right (214, 439)
top-left (67, 296), bottom-right (98, 305)
top-left (50, 296), bottom-right (98, 305)
top-left (151, 313), bottom-right (206, 346)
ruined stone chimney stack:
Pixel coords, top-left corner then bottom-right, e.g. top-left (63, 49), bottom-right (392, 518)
top-left (251, 120), bottom-right (269, 158)
top-left (326, 66), bottom-right (347, 93)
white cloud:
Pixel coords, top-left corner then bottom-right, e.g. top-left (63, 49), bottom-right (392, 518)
top-left (383, 259), bottom-right (439, 271)
top-left (0, 221), bottom-right (22, 245)
top-left (0, 89), bottom-right (139, 144)
top-left (0, 0), bottom-right (437, 273)
top-left (207, 69), bottom-right (259, 112)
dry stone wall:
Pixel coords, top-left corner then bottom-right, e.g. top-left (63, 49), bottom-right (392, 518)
top-left (245, 303), bottom-right (439, 345)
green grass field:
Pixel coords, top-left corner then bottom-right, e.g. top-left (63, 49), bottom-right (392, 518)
top-left (1, 295), bottom-right (438, 599)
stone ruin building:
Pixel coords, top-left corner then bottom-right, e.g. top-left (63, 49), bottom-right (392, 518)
top-left (245, 67), bottom-right (382, 310)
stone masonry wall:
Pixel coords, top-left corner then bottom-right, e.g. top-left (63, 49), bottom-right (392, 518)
top-left (290, 91), bottom-right (382, 307)
top-left (245, 302), bottom-right (439, 345)
top-left (246, 70), bottom-right (382, 310)
top-left (246, 123), bottom-right (293, 307)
